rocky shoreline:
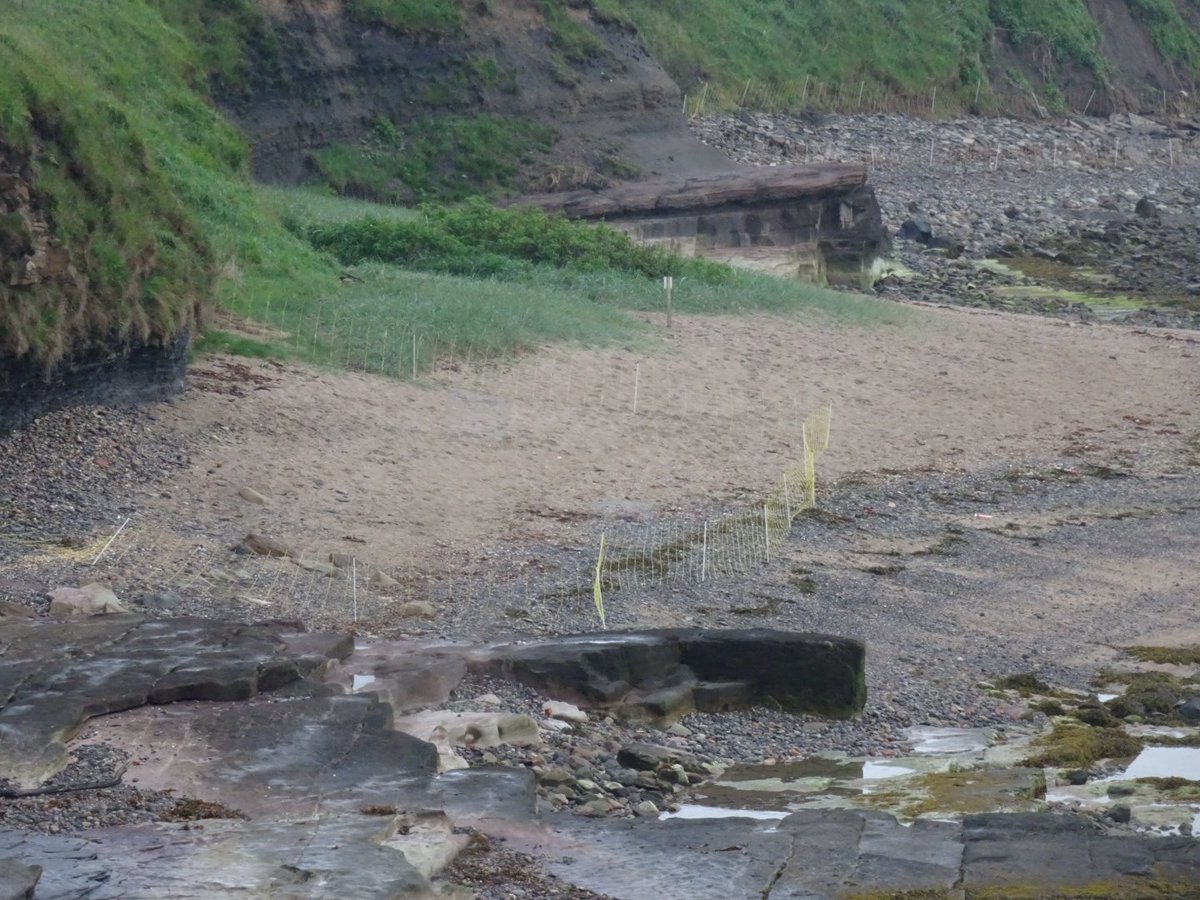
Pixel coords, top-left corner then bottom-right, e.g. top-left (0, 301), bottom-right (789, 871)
top-left (693, 111), bottom-right (1200, 328)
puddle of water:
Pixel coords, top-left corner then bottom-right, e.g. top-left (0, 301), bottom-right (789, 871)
top-left (1097, 693), bottom-right (1118, 703)
top-left (905, 727), bottom-right (990, 755)
top-left (352, 674), bottom-right (377, 691)
top-left (1113, 747), bottom-right (1200, 781)
top-left (861, 762), bottom-right (917, 794)
top-left (862, 762), bottom-right (916, 780)
top-left (659, 804), bottom-right (790, 822)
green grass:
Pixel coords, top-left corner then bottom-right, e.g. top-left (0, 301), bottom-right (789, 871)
top-left (311, 114), bottom-right (557, 203)
top-left (588, 0), bottom-right (1147, 112)
top-left (211, 187), bottom-right (908, 378)
top-left (343, 0), bottom-right (462, 34)
top-left (1128, 0), bottom-right (1200, 74)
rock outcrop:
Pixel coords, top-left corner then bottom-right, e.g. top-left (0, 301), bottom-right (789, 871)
top-left (473, 628), bottom-right (867, 722)
top-left (517, 164), bottom-right (886, 285)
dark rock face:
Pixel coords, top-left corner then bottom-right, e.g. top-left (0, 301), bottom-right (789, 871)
top-left (473, 628), bottom-right (866, 722)
top-left (0, 330), bottom-right (189, 436)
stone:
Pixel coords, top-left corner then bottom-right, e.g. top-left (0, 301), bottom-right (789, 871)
top-left (0, 601), bottom-right (35, 619)
top-left (136, 589), bottom-right (182, 611)
top-left (1175, 698), bottom-right (1200, 721)
top-left (897, 218), bottom-right (934, 245)
top-left (46, 584), bottom-right (125, 617)
top-left (634, 800), bottom-right (660, 817)
top-left (236, 533), bottom-right (292, 557)
top-left (237, 486), bottom-right (269, 505)
top-left (392, 710), bottom-right (540, 749)
top-left (1106, 805), bottom-right (1133, 824)
top-left (396, 601), bottom-right (437, 620)
top-left (369, 570), bottom-right (399, 587)
top-left (292, 557), bottom-right (337, 576)
top-left (0, 617), bottom-right (352, 792)
top-left (329, 553), bottom-right (357, 569)
top-left (474, 628), bottom-right (865, 721)
top-left (543, 700), bottom-right (588, 723)
top-left (538, 767), bottom-right (574, 786)
top-left (617, 742), bottom-right (695, 772)
top-left (0, 858), bottom-right (41, 899)
top-left (666, 723), bottom-right (692, 737)
top-left (1134, 196), bottom-right (1159, 218)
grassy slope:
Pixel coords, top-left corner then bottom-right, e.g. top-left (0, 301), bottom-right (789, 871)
top-left (11, 0), bottom-right (1194, 380)
top-left (593, 0), bottom-right (1200, 111)
top-left (1, 0), bottom-right (906, 382)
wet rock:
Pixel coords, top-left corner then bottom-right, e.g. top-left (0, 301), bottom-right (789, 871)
top-left (0, 858), bottom-right (41, 899)
top-left (1175, 698), bottom-right (1200, 721)
top-left (1106, 804), bottom-right (1133, 824)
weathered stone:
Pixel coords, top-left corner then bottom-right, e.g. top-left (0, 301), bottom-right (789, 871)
top-left (0, 858), bottom-right (40, 899)
top-left (543, 700), bottom-right (588, 723)
top-left (369, 570), bottom-right (399, 587)
top-left (237, 486), bottom-right (269, 505)
top-left (45, 585), bottom-right (125, 617)
top-left (473, 628), bottom-right (866, 721)
top-left (396, 601), bottom-right (437, 620)
top-left (236, 533), bottom-right (292, 557)
top-left (0, 616), bottom-right (352, 792)
top-left (634, 800), bottom-right (659, 817)
top-left (515, 165), bottom-right (884, 286)
top-left (617, 742), bottom-right (695, 772)
top-left (293, 557), bottom-right (337, 576)
top-left (393, 710), bottom-right (540, 749)
top-left (0, 601), bottom-right (35, 619)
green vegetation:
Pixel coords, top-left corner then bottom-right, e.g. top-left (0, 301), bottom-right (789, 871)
top-left (1022, 723), bottom-right (1142, 768)
top-left (343, 0), bottom-right (462, 33)
top-left (311, 115), bottom-right (556, 204)
top-left (1128, 0), bottom-right (1200, 74)
top-left (0, 1), bottom-right (228, 366)
top-left (994, 672), bottom-right (1052, 696)
top-left (988, 0), bottom-right (1104, 72)
top-left (297, 199), bottom-right (730, 281)
top-left (1124, 644), bottom-right (1200, 665)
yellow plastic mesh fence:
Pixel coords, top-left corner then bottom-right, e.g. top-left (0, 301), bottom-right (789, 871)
top-left (593, 402), bottom-right (830, 608)
top-left (0, 403), bottom-right (830, 631)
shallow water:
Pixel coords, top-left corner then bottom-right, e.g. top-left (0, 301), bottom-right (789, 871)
top-left (1115, 747), bottom-right (1200, 781)
top-left (905, 727), bottom-right (991, 755)
top-left (659, 804), bottom-right (789, 822)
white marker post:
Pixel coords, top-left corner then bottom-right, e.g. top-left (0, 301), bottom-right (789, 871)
top-left (663, 275), bottom-right (674, 330)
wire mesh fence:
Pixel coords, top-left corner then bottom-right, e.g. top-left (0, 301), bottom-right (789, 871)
top-left (0, 403), bottom-right (833, 632)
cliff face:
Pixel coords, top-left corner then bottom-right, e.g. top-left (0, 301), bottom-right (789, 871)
top-left (227, 0), bottom-right (732, 189)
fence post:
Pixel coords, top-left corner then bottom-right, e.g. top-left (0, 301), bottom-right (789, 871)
top-left (701, 522), bottom-right (708, 582)
top-left (763, 503), bottom-right (771, 561)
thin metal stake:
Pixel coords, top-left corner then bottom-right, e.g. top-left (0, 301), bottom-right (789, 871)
top-left (92, 518), bottom-right (131, 566)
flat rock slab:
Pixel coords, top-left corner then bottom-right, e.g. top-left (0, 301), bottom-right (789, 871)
top-left (0, 616), bottom-right (353, 792)
top-left (473, 628), bottom-right (865, 722)
top-left (530, 809), bottom-right (1200, 899)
